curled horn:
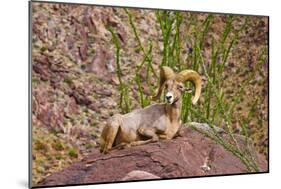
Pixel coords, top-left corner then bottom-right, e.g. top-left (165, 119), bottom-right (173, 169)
top-left (176, 70), bottom-right (202, 105)
top-left (152, 66), bottom-right (175, 101)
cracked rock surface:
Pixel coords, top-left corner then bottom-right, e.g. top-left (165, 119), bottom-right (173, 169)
top-left (36, 127), bottom-right (267, 187)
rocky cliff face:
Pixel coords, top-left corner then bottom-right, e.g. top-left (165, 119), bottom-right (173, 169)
top-left (36, 126), bottom-right (267, 187)
top-left (31, 2), bottom-right (268, 185)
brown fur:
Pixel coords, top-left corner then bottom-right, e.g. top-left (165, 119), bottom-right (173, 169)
top-left (99, 66), bottom-right (202, 153)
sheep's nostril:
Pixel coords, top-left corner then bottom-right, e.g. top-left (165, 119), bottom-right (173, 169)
top-left (166, 95), bottom-right (172, 100)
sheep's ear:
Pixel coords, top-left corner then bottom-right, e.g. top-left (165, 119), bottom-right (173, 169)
top-left (152, 66), bottom-right (175, 101)
top-left (176, 70), bottom-right (202, 104)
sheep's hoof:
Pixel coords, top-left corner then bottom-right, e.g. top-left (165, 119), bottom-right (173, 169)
top-left (112, 143), bottom-right (127, 150)
top-left (100, 148), bottom-right (109, 154)
top-left (176, 131), bottom-right (184, 138)
top-left (126, 143), bottom-right (132, 148)
top-left (159, 134), bottom-right (167, 139)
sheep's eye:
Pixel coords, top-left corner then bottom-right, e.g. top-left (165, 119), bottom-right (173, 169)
top-left (177, 85), bottom-right (184, 90)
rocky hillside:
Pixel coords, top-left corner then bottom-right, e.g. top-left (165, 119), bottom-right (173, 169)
top-left (31, 2), bottom-right (268, 185)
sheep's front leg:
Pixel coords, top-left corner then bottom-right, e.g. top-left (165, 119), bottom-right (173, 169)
top-left (159, 124), bottom-right (183, 140)
top-left (138, 127), bottom-right (159, 142)
top-left (158, 134), bottom-right (168, 139)
top-left (127, 140), bottom-right (154, 147)
top-left (113, 140), bottom-right (152, 149)
top-left (111, 142), bottom-right (128, 150)
top-left (124, 127), bottom-right (159, 147)
top-left (174, 127), bottom-right (184, 138)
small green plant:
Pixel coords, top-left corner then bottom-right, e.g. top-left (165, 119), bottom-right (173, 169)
top-left (63, 76), bottom-right (74, 86)
top-left (34, 140), bottom-right (48, 152)
top-left (52, 141), bottom-right (64, 151)
top-left (85, 143), bottom-right (93, 150)
top-left (68, 149), bottom-right (78, 158)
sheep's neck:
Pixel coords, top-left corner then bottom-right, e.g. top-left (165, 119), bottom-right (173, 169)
top-left (165, 99), bottom-right (182, 123)
top-left (164, 99), bottom-right (182, 139)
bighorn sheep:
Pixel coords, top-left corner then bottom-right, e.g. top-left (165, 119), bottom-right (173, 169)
top-left (100, 66), bottom-right (202, 153)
